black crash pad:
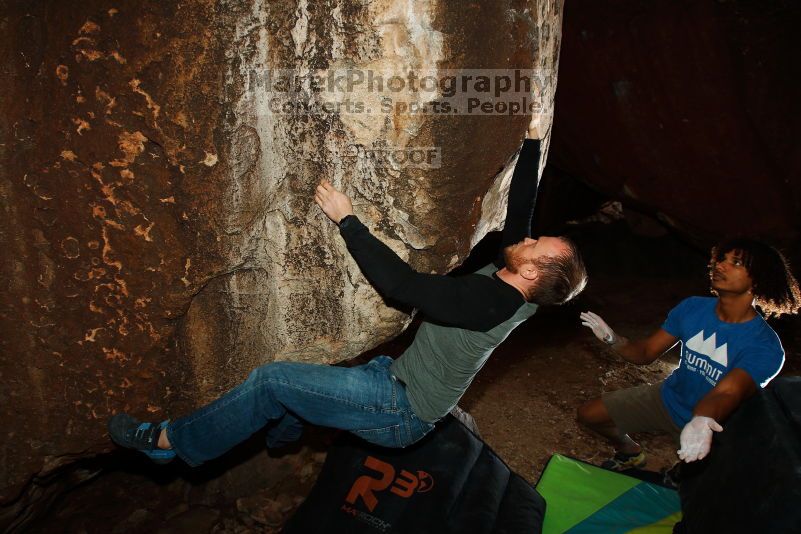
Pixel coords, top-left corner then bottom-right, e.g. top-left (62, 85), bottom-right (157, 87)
top-left (678, 376), bottom-right (801, 533)
top-left (283, 415), bottom-right (545, 533)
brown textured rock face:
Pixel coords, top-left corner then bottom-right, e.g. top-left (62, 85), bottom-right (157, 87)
top-left (551, 0), bottom-right (801, 248)
top-left (0, 0), bottom-right (563, 505)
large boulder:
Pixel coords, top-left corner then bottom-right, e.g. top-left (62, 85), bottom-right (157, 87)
top-left (551, 0), bottom-right (801, 249)
top-left (0, 0), bottom-right (564, 508)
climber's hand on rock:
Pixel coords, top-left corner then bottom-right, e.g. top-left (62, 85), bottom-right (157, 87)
top-left (315, 179), bottom-right (354, 224)
top-left (527, 98), bottom-right (550, 139)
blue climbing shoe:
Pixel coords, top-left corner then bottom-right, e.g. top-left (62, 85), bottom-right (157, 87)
top-left (108, 413), bottom-right (176, 464)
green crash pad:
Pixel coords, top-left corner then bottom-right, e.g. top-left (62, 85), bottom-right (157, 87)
top-left (536, 455), bottom-right (681, 533)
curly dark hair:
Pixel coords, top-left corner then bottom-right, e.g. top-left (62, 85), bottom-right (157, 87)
top-left (710, 238), bottom-right (801, 318)
top-left (528, 237), bottom-right (588, 305)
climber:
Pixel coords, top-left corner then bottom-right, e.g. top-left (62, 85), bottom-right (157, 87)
top-left (107, 116), bottom-right (587, 466)
top-left (577, 239), bottom-right (800, 472)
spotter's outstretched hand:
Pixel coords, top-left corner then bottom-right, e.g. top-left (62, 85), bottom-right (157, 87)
top-left (315, 179), bottom-right (354, 225)
top-left (580, 311), bottom-right (618, 345)
top-left (678, 415), bottom-right (723, 463)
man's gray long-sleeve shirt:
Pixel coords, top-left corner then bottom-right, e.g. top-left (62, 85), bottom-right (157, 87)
top-left (338, 139), bottom-right (542, 422)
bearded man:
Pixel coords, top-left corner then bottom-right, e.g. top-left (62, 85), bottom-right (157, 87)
top-left (108, 118), bottom-right (587, 466)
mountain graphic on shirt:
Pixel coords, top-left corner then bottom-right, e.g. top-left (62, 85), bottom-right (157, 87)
top-left (685, 330), bottom-right (728, 367)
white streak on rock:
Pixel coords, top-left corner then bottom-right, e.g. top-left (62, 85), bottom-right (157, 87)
top-left (290, 0), bottom-right (309, 58)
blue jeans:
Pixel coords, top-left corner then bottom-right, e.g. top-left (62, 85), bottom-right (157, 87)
top-left (166, 355), bottom-right (435, 466)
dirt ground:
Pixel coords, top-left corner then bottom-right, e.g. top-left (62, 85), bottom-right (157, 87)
top-left (26, 223), bottom-right (801, 533)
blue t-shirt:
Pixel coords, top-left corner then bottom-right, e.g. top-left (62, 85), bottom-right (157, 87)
top-left (660, 296), bottom-right (784, 427)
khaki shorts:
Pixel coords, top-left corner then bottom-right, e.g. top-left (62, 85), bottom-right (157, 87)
top-left (602, 382), bottom-right (682, 443)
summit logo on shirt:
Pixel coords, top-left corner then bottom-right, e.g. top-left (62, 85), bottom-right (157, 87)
top-left (683, 330), bottom-right (727, 384)
top-left (686, 330), bottom-right (728, 366)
